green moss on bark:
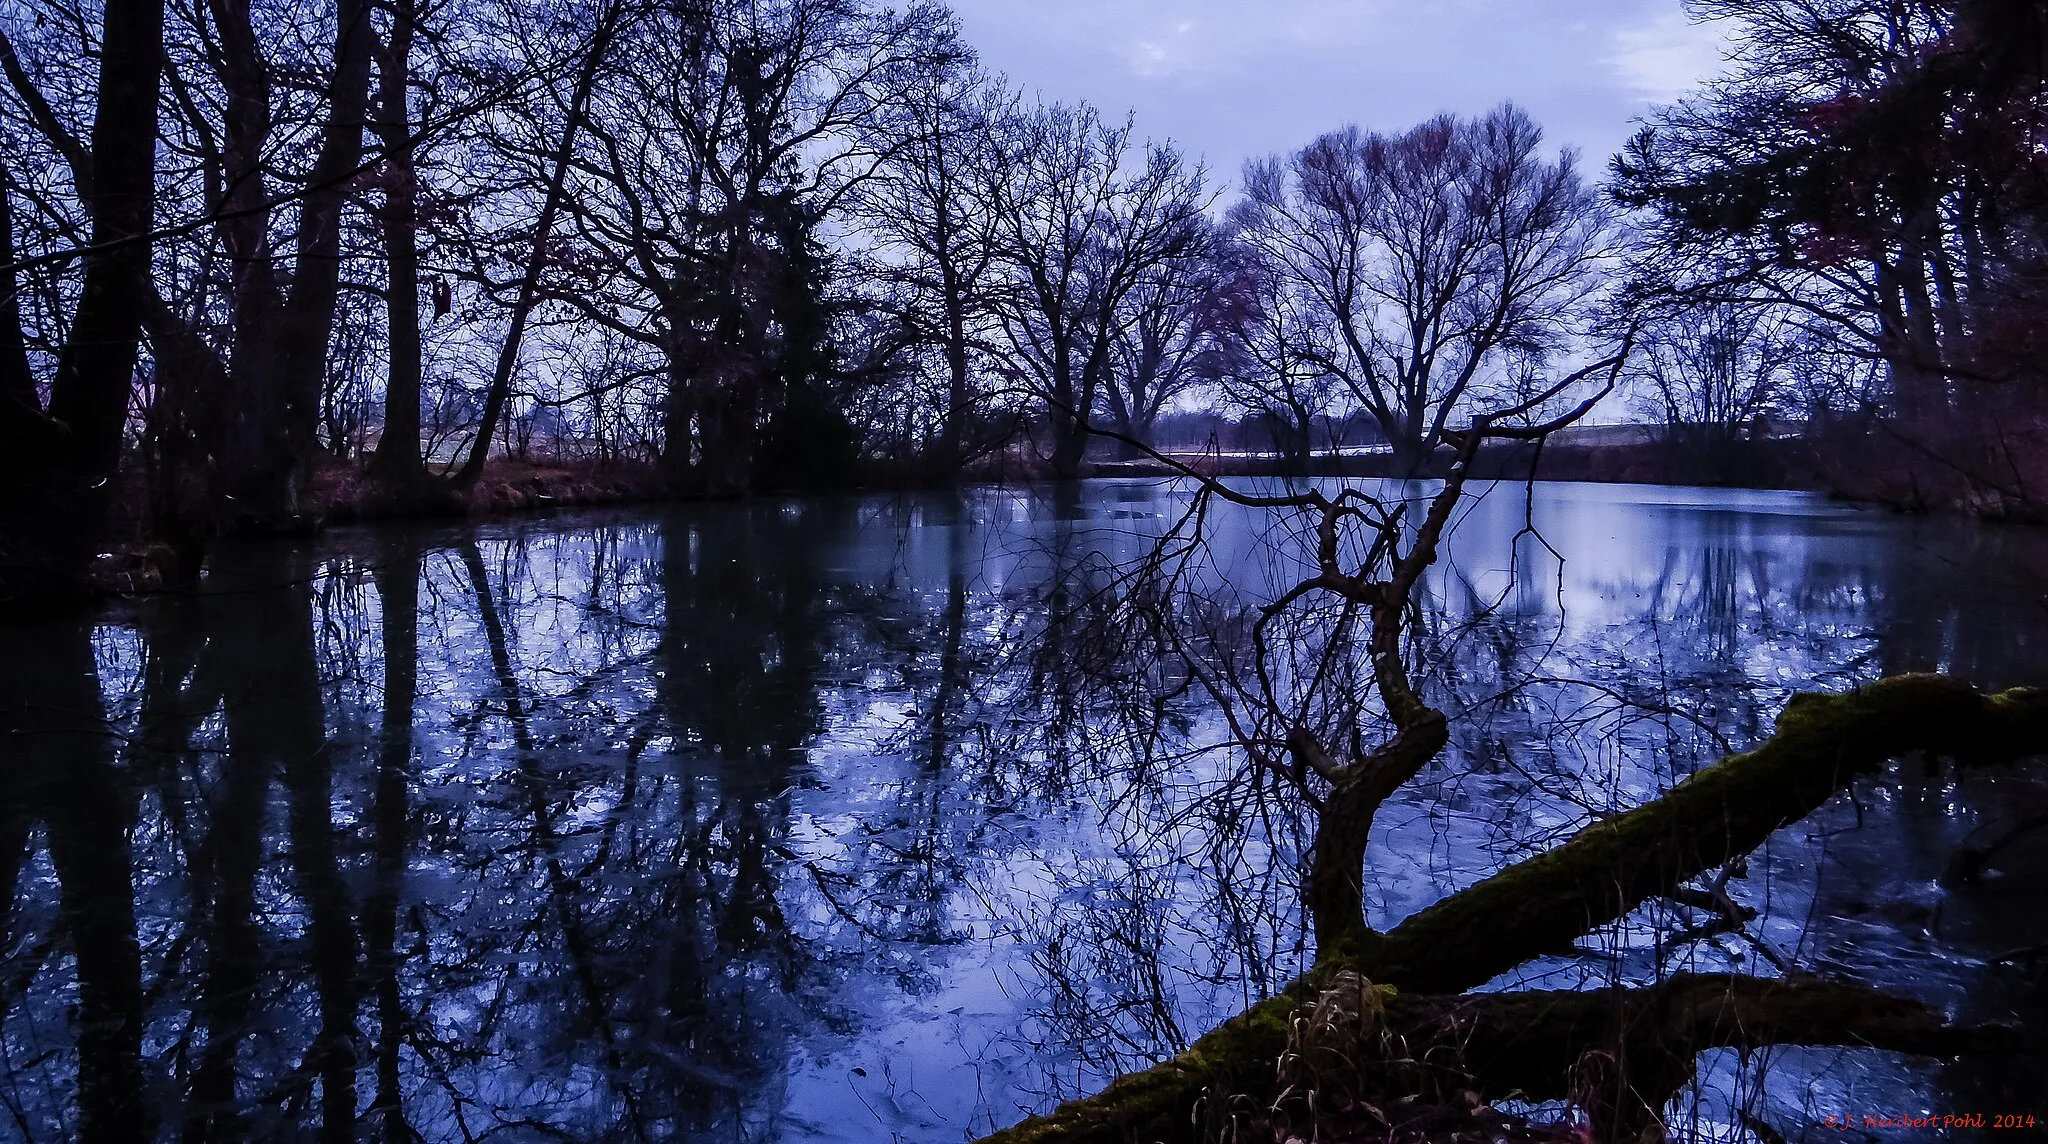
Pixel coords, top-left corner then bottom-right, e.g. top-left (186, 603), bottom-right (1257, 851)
top-left (978, 964), bottom-right (1358, 1144)
top-left (1368, 675), bottom-right (2048, 994)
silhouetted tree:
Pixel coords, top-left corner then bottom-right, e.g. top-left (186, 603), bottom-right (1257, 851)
top-left (1230, 104), bottom-right (1612, 473)
top-left (983, 102), bottom-right (1210, 478)
top-left (0, 0), bottom-right (166, 604)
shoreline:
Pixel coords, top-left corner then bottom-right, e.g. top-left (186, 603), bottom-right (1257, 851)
top-left (71, 438), bottom-right (2040, 601)
top-left (1086, 437), bottom-right (1824, 492)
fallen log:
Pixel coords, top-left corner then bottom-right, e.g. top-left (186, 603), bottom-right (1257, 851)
top-left (978, 676), bottom-right (2048, 1144)
top-left (990, 971), bottom-right (2021, 1144)
top-left (979, 968), bottom-right (1339, 1144)
top-left (986, 969), bottom-right (2021, 1144)
top-left (1299, 973), bottom-right (2020, 1142)
top-left (1369, 674), bottom-right (2048, 994)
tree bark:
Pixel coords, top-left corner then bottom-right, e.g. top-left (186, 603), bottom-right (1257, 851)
top-left (1277, 972), bottom-right (2020, 1144)
top-left (1304, 771), bottom-right (1377, 956)
top-left (210, 0), bottom-right (288, 522)
top-left (940, 278), bottom-right (973, 475)
top-left (139, 299), bottom-right (229, 583)
top-left (1369, 674), bottom-right (2048, 994)
top-left (982, 970), bottom-right (2021, 1144)
top-left (0, 185), bottom-right (35, 412)
top-left (270, 0), bottom-right (377, 520)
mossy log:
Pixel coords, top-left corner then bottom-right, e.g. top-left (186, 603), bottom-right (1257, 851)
top-left (1362, 974), bottom-right (2019, 1140)
top-left (1369, 674), bottom-right (2048, 994)
top-left (980, 966), bottom-right (1342, 1144)
top-left (986, 971), bottom-right (2019, 1144)
top-left (977, 676), bottom-right (2048, 1144)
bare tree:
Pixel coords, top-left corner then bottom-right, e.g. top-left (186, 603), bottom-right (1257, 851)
top-left (1630, 298), bottom-right (1796, 454)
top-left (978, 322), bottom-right (2047, 1143)
top-left (1614, 0), bottom-right (2048, 515)
top-left (544, 0), bottom-right (956, 493)
top-left (452, 0), bottom-right (628, 487)
top-left (207, 0), bottom-right (379, 524)
top-left (982, 101), bottom-right (1210, 479)
top-left (1097, 220), bottom-right (1218, 450)
top-left (1615, 0), bottom-right (1977, 424)
top-left (847, 53), bottom-right (1008, 475)
top-left (1205, 234), bottom-right (1344, 469)
top-left (1229, 104), bottom-right (1611, 473)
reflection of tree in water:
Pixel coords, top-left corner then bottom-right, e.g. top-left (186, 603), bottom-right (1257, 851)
top-left (4, 490), bottom-right (2043, 1140)
top-left (640, 503), bottom-right (837, 1133)
top-left (999, 487), bottom-right (2048, 1133)
top-left (992, 487), bottom-right (1318, 1098)
top-left (0, 500), bottom-right (1032, 1141)
top-left (1412, 504), bottom-right (1938, 864)
top-left (1, 614), bottom-right (152, 1142)
top-left (828, 495), bottom-right (991, 951)
top-left (408, 506), bottom-right (875, 1139)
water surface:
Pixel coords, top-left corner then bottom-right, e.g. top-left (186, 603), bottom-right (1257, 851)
top-left (2, 480), bottom-right (2044, 1141)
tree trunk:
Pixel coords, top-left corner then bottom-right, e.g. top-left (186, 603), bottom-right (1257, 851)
top-left (1049, 403), bottom-right (1088, 480)
top-left (1386, 432), bottom-right (1432, 478)
top-left (0, 0), bottom-right (165, 605)
top-left (1368, 674), bottom-right (2048, 993)
top-left (456, 7), bottom-right (618, 487)
top-left (660, 353), bottom-right (696, 487)
top-left (211, 0), bottom-right (288, 524)
top-left (138, 301), bottom-right (223, 584)
top-left (0, 186), bottom-right (34, 411)
top-left (940, 282), bottom-right (972, 475)
top-left (982, 969), bottom-right (2017, 1144)
top-left (370, 0), bottom-right (425, 488)
top-left (1277, 972), bottom-right (2019, 1144)
top-left (1266, 411), bottom-right (1312, 475)
top-left (265, 0), bottom-right (377, 524)
top-left (1305, 774), bottom-right (1377, 956)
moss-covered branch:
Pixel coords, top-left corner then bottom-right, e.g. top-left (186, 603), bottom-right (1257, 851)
top-left (1367, 974), bottom-right (2018, 1139)
top-left (983, 970), bottom-right (2019, 1144)
top-left (978, 966), bottom-right (1342, 1144)
top-left (1368, 674), bottom-right (2048, 994)
top-left (976, 675), bottom-right (2048, 1144)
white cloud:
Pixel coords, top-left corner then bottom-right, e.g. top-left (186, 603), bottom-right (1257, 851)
top-left (948, 0), bottom-right (1741, 182)
top-left (1608, 9), bottom-right (1731, 101)
top-left (1083, 0), bottom-right (1387, 78)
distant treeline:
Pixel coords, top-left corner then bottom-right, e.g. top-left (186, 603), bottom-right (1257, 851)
top-left (2, 0), bottom-right (2044, 603)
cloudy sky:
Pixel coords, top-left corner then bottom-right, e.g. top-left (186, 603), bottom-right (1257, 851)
top-left (944, 0), bottom-right (1733, 188)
